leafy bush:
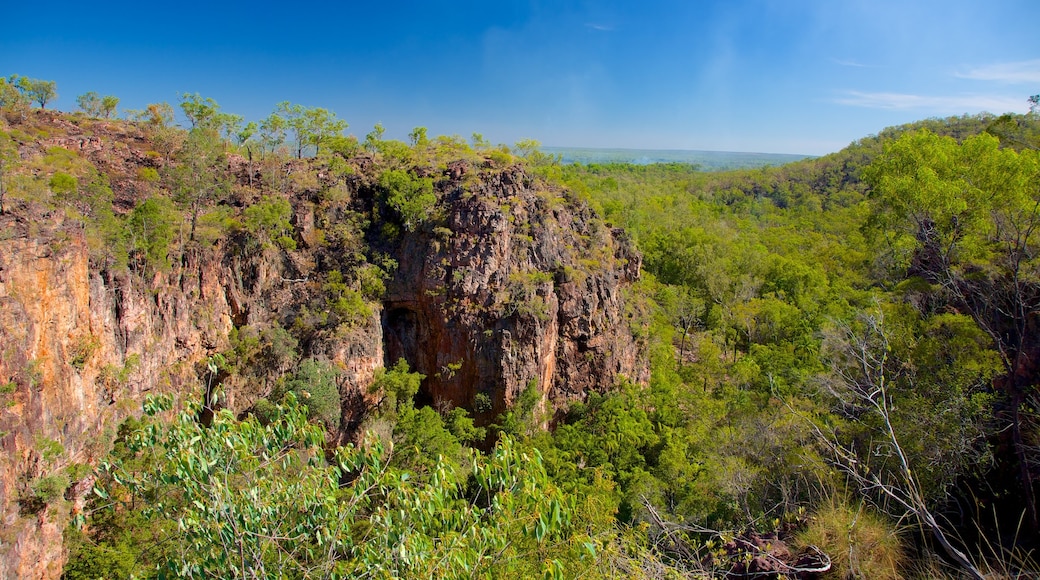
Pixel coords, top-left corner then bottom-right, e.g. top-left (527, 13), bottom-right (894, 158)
top-left (135, 167), bottom-right (160, 182)
top-left (48, 171), bottom-right (77, 197)
top-left (126, 196), bottom-right (178, 271)
top-left (378, 169), bottom-right (435, 231)
top-left (30, 472), bottom-right (69, 504)
top-left (283, 358), bottom-right (341, 429)
top-left (242, 195), bottom-right (295, 250)
top-left (370, 358), bottom-right (425, 413)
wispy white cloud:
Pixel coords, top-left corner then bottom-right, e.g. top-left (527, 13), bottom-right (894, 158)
top-left (833, 91), bottom-right (1027, 113)
top-left (956, 60), bottom-right (1040, 84)
top-left (584, 23), bottom-right (614, 32)
top-left (830, 58), bottom-right (876, 68)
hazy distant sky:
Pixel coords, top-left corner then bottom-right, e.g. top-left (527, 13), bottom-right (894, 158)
top-left (2, 0), bottom-right (1038, 155)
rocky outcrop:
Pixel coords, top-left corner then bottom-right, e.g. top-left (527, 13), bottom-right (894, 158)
top-left (382, 164), bottom-right (648, 424)
top-left (0, 111), bottom-right (648, 578)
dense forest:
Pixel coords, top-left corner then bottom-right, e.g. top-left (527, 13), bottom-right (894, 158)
top-left (1, 75), bottom-right (1040, 578)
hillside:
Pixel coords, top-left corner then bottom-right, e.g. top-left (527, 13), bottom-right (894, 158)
top-left (1, 90), bottom-right (1039, 579)
top-left (0, 107), bottom-right (647, 577)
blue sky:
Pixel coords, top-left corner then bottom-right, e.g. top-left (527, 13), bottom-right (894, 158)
top-left (2, 0), bottom-right (1038, 155)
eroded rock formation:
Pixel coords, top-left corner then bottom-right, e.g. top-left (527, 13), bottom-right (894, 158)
top-left (0, 111), bottom-right (647, 578)
top-left (382, 164), bottom-right (648, 424)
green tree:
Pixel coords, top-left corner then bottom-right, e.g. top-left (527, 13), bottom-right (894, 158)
top-left (20, 77), bottom-right (56, 109)
top-left (242, 195), bottom-right (295, 250)
top-left (48, 171), bottom-right (78, 198)
top-left (364, 122), bottom-right (386, 152)
top-left (76, 91), bottom-right (118, 119)
top-left (370, 358), bottom-right (425, 413)
top-left (303, 106), bottom-right (347, 156)
top-left (215, 112), bottom-right (243, 150)
top-left (866, 129), bottom-right (1040, 528)
top-left (0, 76), bottom-right (29, 109)
top-left (169, 128), bottom-right (228, 242)
top-left (275, 101), bottom-right (308, 158)
top-left (76, 91), bottom-right (103, 117)
top-left (145, 102), bottom-right (174, 127)
top-left (258, 112), bottom-right (286, 159)
top-left (408, 126), bottom-right (429, 147)
top-left (100, 94), bottom-right (119, 118)
top-left (815, 305), bottom-right (995, 579)
top-left (126, 196), bottom-right (178, 271)
top-left (179, 92), bottom-right (220, 130)
top-left (73, 394), bottom-right (586, 578)
top-left (235, 120), bottom-right (258, 185)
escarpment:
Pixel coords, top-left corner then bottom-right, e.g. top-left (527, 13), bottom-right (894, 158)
top-left (381, 163), bottom-right (648, 424)
top-left (0, 111), bottom-right (648, 578)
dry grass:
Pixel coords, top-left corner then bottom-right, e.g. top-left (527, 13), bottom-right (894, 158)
top-left (797, 497), bottom-right (906, 579)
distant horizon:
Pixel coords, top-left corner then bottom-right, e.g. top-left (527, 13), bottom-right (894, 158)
top-left (543, 144), bottom-right (815, 157)
top-left (541, 145), bottom-right (811, 170)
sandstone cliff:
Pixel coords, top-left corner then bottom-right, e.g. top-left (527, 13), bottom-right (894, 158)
top-left (0, 111), bottom-right (647, 578)
top-left (382, 163), bottom-right (647, 424)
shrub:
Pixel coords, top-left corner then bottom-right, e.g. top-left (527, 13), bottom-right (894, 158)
top-left (283, 358), bottom-right (341, 429)
top-left (243, 195), bottom-right (295, 249)
top-left (69, 334), bottom-right (100, 370)
top-left (136, 167), bottom-right (160, 182)
top-left (251, 398), bottom-right (280, 426)
top-left (126, 196), bottom-right (178, 271)
top-left (370, 358), bottom-right (424, 413)
top-left (378, 169), bottom-right (435, 231)
top-left (323, 270), bottom-right (372, 329)
top-left (49, 172), bottom-right (78, 198)
top-left (30, 472), bottom-right (69, 504)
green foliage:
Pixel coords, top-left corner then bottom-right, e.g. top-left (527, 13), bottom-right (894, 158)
top-left (822, 303), bottom-right (1001, 501)
top-left (48, 171), bottom-right (77, 197)
top-left (378, 168), bottom-right (436, 231)
top-left (70, 395), bottom-right (590, 578)
top-left (126, 196), bottom-right (178, 271)
top-left (135, 166), bottom-right (159, 182)
top-left (76, 91), bottom-right (118, 119)
top-left (370, 357), bottom-right (425, 413)
top-left (227, 323), bottom-right (299, 385)
top-left (356, 263), bottom-right (387, 300)
top-left (316, 269), bottom-right (372, 329)
top-left (282, 358), bottom-right (341, 429)
top-left (6, 75), bottom-right (57, 108)
top-left (866, 129), bottom-right (1040, 287)
top-left (100, 95), bottom-right (119, 118)
top-left (0, 75), bottom-right (31, 111)
top-left (408, 126), bottom-right (428, 147)
top-left (179, 92), bottom-right (221, 130)
top-left (69, 333), bottom-right (100, 370)
top-left (323, 134), bottom-right (361, 158)
top-left (273, 101), bottom-right (347, 158)
top-left (29, 472), bottom-right (69, 504)
top-left (242, 195), bottom-right (295, 250)
top-left (169, 127), bottom-right (230, 242)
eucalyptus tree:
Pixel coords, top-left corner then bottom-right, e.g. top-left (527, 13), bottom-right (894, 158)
top-left (169, 128), bottom-right (229, 242)
top-left (866, 129), bottom-right (1040, 531)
